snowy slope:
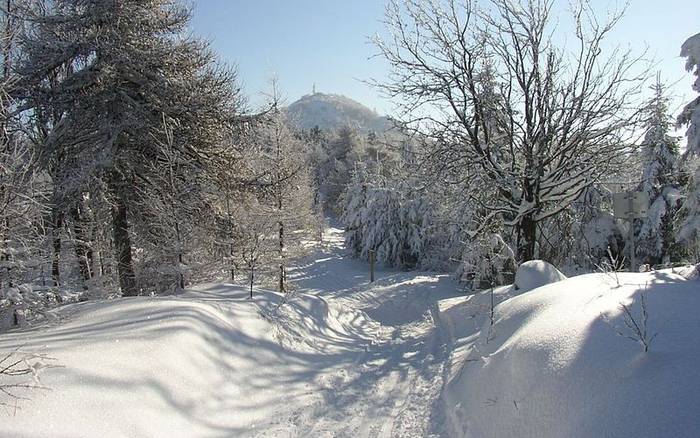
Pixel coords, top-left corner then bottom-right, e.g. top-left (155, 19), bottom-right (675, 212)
top-left (440, 270), bottom-right (700, 438)
top-left (0, 227), bottom-right (460, 437)
top-left (0, 287), bottom-right (334, 437)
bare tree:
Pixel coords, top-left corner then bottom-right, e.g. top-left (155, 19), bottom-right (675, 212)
top-left (253, 82), bottom-right (315, 293)
top-left (238, 208), bottom-right (274, 299)
top-left (374, 0), bottom-right (650, 262)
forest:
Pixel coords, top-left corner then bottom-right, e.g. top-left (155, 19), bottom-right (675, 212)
top-left (0, 0), bottom-right (695, 320)
top-left (0, 0), bottom-right (699, 437)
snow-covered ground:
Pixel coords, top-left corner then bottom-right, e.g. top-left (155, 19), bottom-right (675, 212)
top-left (0, 227), bottom-right (461, 437)
top-left (440, 267), bottom-right (700, 438)
top-left (3, 227), bottom-right (700, 437)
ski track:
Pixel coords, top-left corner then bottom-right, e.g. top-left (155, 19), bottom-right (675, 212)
top-left (260, 227), bottom-right (459, 437)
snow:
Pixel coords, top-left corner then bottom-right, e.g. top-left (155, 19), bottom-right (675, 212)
top-left (440, 269), bottom-right (700, 438)
top-left (1, 288), bottom-right (297, 436)
top-left (4, 225), bottom-right (699, 437)
top-left (679, 263), bottom-right (700, 280)
top-left (513, 260), bottom-right (567, 293)
top-left (286, 92), bottom-right (391, 133)
top-left (0, 227), bottom-right (460, 437)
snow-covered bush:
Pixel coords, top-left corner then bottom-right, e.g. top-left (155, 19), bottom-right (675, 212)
top-left (0, 284), bottom-right (65, 331)
top-left (679, 263), bottom-right (700, 280)
top-left (460, 233), bottom-right (516, 291)
top-left (343, 163), bottom-right (434, 269)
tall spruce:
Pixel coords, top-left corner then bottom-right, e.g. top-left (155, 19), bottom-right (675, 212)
top-left (636, 78), bottom-right (681, 265)
top-left (677, 33), bottom-right (700, 257)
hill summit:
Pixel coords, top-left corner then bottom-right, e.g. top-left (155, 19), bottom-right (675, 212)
top-left (285, 92), bottom-right (392, 133)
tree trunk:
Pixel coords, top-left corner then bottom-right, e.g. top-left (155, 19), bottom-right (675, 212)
top-left (230, 243), bottom-right (235, 281)
top-left (249, 266), bottom-right (254, 299)
top-left (177, 252), bottom-right (185, 290)
top-left (111, 188), bottom-right (137, 296)
top-left (99, 248), bottom-right (106, 277)
top-left (70, 207), bottom-right (93, 284)
top-left (173, 219), bottom-right (185, 290)
top-left (279, 220), bottom-right (285, 293)
top-left (51, 208), bottom-right (63, 286)
top-left (516, 214), bottom-right (537, 263)
top-left (0, 219), bottom-right (5, 290)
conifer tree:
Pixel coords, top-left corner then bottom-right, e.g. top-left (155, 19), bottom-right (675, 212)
top-left (18, 0), bottom-right (240, 295)
top-left (677, 33), bottom-right (700, 257)
top-left (636, 78), bottom-right (682, 265)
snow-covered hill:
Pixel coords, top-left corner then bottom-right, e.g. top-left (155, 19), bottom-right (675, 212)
top-left (285, 92), bottom-right (392, 133)
top-left (439, 268), bottom-right (700, 438)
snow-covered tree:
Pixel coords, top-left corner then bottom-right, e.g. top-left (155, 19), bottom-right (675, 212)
top-left (677, 32), bottom-right (700, 257)
top-left (209, 146), bottom-right (248, 283)
top-left (375, 0), bottom-right (650, 263)
top-left (237, 206), bottom-right (274, 299)
top-left (635, 78), bottom-right (682, 265)
top-left (342, 162), bottom-right (434, 269)
top-left (323, 126), bottom-right (367, 213)
top-left (249, 86), bottom-right (315, 293)
top-left (569, 186), bottom-right (625, 271)
top-left (134, 116), bottom-right (202, 292)
top-left (679, 34), bottom-right (700, 157)
top-left (0, 2), bottom-right (52, 297)
top-left (18, 0), bottom-right (241, 295)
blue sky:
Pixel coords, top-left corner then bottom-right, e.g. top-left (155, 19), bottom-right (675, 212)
top-left (191, 0), bottom-right (698, 117)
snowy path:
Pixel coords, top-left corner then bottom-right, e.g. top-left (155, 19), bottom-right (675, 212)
top-left (258, 227), bottom-right (461, 437)
top-left (0, 226), bottom-right (461, 437)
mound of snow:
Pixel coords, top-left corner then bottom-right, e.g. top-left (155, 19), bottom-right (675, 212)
top-left (443, 269), bottom-right (700, 438)
top-left (513, 260), bottom-right (567, 293)
top-left (679, 263), bottom-right (700, 280)
top-left (0, 284), bottom-right (374, 437)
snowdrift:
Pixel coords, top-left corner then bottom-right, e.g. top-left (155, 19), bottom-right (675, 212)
top-left (513, 260), bottom-right (566, 293)
top-left (442, 269), bottom-right (700, 438)
top-left (0, 284), bottom-right (374, 437)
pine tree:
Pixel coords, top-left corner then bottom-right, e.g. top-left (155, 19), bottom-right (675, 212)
top-left (677, 33), bottom-right (700, 257)
top-left (636, 78), bottom-right (682, 265)
top-left (342, 162), bottom-right (433, 269)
